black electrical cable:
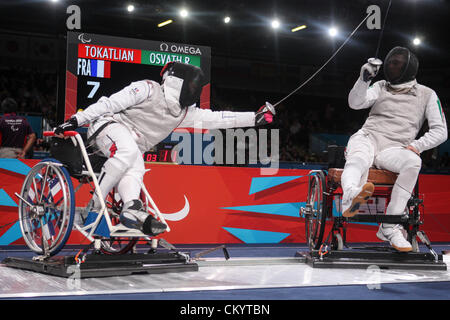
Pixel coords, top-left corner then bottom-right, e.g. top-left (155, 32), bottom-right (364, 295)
top-left (374, 0), bottom-right (393, 59)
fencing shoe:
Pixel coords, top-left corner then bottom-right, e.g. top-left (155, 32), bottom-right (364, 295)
top-left (376, 224), bottom-right (412, 252)
top-left (120, 199), bottom-right (167, 236)
top-left (342, 182), bottom-right (375, 217)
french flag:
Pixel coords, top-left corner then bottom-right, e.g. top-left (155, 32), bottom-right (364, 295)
top-left (49, 177), bottom-right (63, 204)
top-left (91, 60), bottom-right (111, 78)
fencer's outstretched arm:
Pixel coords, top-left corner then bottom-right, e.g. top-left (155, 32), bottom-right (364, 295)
top-left (348, 78), bottom-right (382, 110)
top-left (74, 81), bottom-right (151, 125)
top-left (178, 106), bottom-right (256, 129)
top-left (409, 91), bottom-right (448, 153)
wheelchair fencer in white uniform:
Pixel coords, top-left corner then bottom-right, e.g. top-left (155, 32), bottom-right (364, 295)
top-left (55, 62), bottom-right (276, 236)
top-left (341, 47), bottom-right (447, 252)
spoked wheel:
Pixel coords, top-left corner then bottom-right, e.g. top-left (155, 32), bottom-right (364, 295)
top-left (99, 190), bottom-right (138, 255)
top-left (304, 171), bottom-right (327, 250)
top-left (18, 159), bottom-right (75, 256)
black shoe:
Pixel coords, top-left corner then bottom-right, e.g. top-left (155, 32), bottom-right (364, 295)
top-left (142, 215), bottom-right (167, 236)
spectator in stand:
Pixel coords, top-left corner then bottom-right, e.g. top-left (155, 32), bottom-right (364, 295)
top-left (0, 98), bottom-right (36, 159)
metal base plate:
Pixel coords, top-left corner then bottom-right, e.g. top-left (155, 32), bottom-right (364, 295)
top-left (2, 252), bottom-right (198, 278)
top-left (296, 248), bottom-right (447, 271)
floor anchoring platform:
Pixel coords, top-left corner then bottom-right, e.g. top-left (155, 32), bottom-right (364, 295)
top-left (2, 251), bottom-right (198, 278)
top-left (295, 247), bottom-right (447, 270)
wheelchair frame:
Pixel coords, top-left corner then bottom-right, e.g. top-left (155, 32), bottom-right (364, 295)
top-left (14, 131), bottom-right (170, 259)
top-left (300, 168), bottom-right (446, 270)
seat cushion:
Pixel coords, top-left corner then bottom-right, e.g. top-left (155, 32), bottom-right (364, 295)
top-left (328, 168), bottom-right (398, 185)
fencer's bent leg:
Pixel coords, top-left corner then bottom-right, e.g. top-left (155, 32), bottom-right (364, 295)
top-left (341, 132), bottom-right (375, 192)
top-left (374, 147), bottom-right (422, 216)
top-left (116, 152), bottom-right (145, 204)
top-left (90, 122), bottom-right (165, 235)
top-left (341, 132), bottom-right (375, 216)
top-left (90, 161), bottom-right (127, 209)
top-left (374, 147), bottom-right (420, 252)
top-left (90, 123), bottom-right (143, 209)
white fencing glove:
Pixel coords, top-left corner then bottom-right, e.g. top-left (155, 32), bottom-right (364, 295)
top-left (360, 62), bottom-right (380, 82)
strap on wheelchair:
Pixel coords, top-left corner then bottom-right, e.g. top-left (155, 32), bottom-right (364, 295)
top-left (86, 120), bottom-right (116, 146)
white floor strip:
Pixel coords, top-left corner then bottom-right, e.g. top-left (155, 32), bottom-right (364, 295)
top-left (0, 255), bottom-right (449, 299)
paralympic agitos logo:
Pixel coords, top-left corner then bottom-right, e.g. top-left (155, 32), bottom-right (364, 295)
top-left (153, 195), bottom-right (190, 222)
top-left (78, 33), bottom-right (91, 44)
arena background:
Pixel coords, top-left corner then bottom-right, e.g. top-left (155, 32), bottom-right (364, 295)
top-left (1, 0), bottom-right (449, 246)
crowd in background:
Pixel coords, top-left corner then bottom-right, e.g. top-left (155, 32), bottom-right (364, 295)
top-left (0, 67), bottom-right (58, 126)
top-left (1, 67), bottom-right (449, 170)
top-left (212, 86), bottom-right (450, 170)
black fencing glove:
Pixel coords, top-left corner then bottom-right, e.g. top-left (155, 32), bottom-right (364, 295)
top-left (54, 117), bottom-right (78, 136)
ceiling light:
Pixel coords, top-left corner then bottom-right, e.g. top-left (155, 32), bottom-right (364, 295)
top-left (158, 20), bottom-right (173, 28)
top-left (224, 16), bottom-right (231, 24)
top-left (127, 4), bottom-right (135, 12)
top-left (291, 25), bottom-right (307, 32)
top-left (328, 27), bottom-right (338, 37)
top-left (180, 9), bottom-right (189, 18)
top-left (271, 20), bottom-right (280, 29)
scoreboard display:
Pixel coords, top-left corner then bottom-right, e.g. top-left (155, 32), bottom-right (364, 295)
top-left (64, 31), bottom-right (211, 162)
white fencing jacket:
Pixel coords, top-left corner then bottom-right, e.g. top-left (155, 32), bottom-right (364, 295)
top-left (74, 80), bottom-right (256, 152)
top-left (348, 78), bottom-right (447, 154)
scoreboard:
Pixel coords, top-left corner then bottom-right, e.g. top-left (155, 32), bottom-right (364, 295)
top-left (64, 31), bottom-right (211, 162)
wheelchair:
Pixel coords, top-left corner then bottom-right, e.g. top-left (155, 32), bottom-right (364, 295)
top-left (300, 146), bottom-right (444, 269)
top-left (14, 130), bottom-right (171, 259)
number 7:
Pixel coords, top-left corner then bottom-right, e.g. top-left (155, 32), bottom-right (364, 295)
top-left (87, 81), bottom-right (100, 98)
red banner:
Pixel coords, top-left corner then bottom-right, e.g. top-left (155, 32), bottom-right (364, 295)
top-left (1, 159), bottom-right (449, 246)
top-left (78, 44), bottom-right (141, 64)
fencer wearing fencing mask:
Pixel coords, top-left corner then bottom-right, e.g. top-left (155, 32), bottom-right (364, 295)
top-left (342, 46), bottom-right (447, 252)
top-left (54, 62), bottom-right (270, 236)
top-left (383, 46), bottom-right (419, 86)
top-left (161, 61), bottom-right (206, 111)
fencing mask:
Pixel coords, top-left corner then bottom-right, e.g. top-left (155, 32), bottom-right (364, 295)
top-left (383, 46), bottom-right (419, 85)
top-left (160, 62), bottom-right (206, 108)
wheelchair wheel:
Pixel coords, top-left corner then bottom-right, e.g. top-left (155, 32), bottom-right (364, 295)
top-left (100, 190), bottom-right (138, 255)
top-left (18, 159), bottom-right (75, 256)
top-left (305, 171), bottom-right (327, 250)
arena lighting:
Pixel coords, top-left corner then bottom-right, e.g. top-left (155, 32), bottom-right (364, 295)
top-left (291, 25), bottom-right (307, 32)
top-left (224, 16), bottom-right (231, 24)
top-left (271, 19), bottom-right (280, 29)
top-left (328, 27), bottom-right (338, 37)
top-left (127, 4), bottom-right (135, 12)
top-left (158, 19), bottom-right (173, 28)
top-left (179, 9), bottom-right (189, 18)
top-left (413, 37), bottom-right (421, 46)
